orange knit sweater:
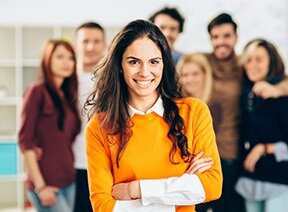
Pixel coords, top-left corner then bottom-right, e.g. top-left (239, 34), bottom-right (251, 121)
top-left (85, 97), bottom-right (222, 211)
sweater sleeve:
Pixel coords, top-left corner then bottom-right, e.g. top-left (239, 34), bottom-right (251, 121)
top-left (85, 120), bottom-right (116, 211)
top-left (18, 84), bottom-right (42, 152)
top-left (192, 100), bottom-right (223, 202)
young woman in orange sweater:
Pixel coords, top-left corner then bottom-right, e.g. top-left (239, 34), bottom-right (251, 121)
top-left (85, 20), bottom-right (222, 212)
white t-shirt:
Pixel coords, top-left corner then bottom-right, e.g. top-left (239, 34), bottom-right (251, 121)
top-left (73, 71), bottom-right (94, 169)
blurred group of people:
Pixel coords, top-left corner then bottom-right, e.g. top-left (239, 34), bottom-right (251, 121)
top-left (18, 6), bottom-right (288, 212)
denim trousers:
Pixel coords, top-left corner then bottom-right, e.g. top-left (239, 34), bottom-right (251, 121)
top-left (28, 182), bottom-right (75, 212)
top-left (245, 191), bottom-right (288, 212)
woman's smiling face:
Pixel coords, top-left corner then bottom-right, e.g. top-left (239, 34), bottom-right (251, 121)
top-left (244, 46), bottom-right (270, 82)
top-left (121, 36), bottom-right (163, 103)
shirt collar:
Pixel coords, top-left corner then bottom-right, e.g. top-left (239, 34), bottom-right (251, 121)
top-left (128, 97), bottom-right (164, 118)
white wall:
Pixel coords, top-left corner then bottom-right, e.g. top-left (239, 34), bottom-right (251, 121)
top-left (1, 0), bottom-right (287, 64)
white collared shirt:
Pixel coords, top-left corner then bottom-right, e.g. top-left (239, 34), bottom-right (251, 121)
top-left (114, 97), bottom-right (206, 211)
top-left (128, 97), bottom-right (164, 117)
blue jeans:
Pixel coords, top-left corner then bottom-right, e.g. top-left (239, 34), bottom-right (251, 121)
top-left (246, 191), bottom-right (288, 212)
top-left (28, 183), bottom-right (75, 212)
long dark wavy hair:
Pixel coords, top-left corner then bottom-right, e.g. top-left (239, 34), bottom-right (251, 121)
top-left (85, 20), bottom-right (192, 167)
top-left (39, 39), bottom-right (80, 130)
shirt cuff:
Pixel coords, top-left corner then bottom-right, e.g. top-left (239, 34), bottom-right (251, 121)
top-left (274, 142), bottom-right (288, 162)
top-left (140, 174), bottom-right (205, 206)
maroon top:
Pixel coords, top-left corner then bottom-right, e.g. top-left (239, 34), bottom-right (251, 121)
top-left (18, 82), bottom-right (80, 190)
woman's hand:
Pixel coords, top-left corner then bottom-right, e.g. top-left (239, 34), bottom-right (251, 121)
top-left (37, 186), bottom-right (59, 206)
top-left (186, 151), bottom-right (213, 175)
top-left (112, 181), bottom-right (140, 200)
top-left (244, 143), bottom-right (265, 173)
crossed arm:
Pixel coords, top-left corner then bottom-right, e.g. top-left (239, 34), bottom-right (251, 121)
top-left (112, 151), bottom-right (213, 200)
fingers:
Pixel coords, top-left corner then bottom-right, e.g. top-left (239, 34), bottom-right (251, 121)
top-left (191, 151), bottom-right (204, 162)
top-left (253, 81), bottom-right (267, 92)
top-left (48, 194), bottom-right (57, 206)
top-left (187, 161), bottom-right (213, 175)
top-left (112, 184), bottom-right (120, 199)
top-left (187, 151), bottom-right (204, 171)
top-left (186, 157), bottom-right (213, 174)
top-left (252, 81), bottom-right (279, 99)
top-left (244, 154), bottom-right (257, 172)
top-left (244, 152), bottom-right (257, 172)
top-left (244, 144), bottom-right (265, 173)
top-left (112, 183), bottom-right (130, 200)
top-left (252, 81), bottom-right (267, 97)
top-left (50, 186), bottom-right (59, 193)
top-left (244, 158), bottom-right (255, 173)
top-left (186, 151), bottom-right (214, 175)
top-left (111, 187), bottom-right (117, 199)
top-left (186, 151), bottom-right (204, 172)
top-left (195, 163), bottom-right (213, 173)
top-left (40, 187), bottom-right (58, 206)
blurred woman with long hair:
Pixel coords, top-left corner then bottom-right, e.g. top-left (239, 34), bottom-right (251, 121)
top-left (19, 39), bottom-right (81, 212)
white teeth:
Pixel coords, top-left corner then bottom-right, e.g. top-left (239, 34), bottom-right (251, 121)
top-left (136, 81), bottom-right (151, 85)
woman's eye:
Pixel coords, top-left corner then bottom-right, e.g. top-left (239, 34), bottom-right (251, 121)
top-left (151, 59), bottom-right (159, 64)
top-left (129, 60), bottom-right (138, 65)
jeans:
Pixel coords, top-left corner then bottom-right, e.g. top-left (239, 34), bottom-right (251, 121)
top-left (28, 182), bottom-right (75, 212)
top-left (246, 191), bottom-right (288, 212)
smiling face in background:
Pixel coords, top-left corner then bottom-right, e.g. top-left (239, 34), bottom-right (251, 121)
top-left (244, 46), bottom-right (270, 83)
top-left (121, 36), bottom-right (163, 106)
top-left (76, 27), bottom-right (106, 69)
top-left (179, 62), bottom-right (205, 98)
top-left (51, 45), bottom-right (75, 80)
top-left (153, 14), bottom-right (180, 49)
top-left (210, 23), bottom-right (237, 60)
